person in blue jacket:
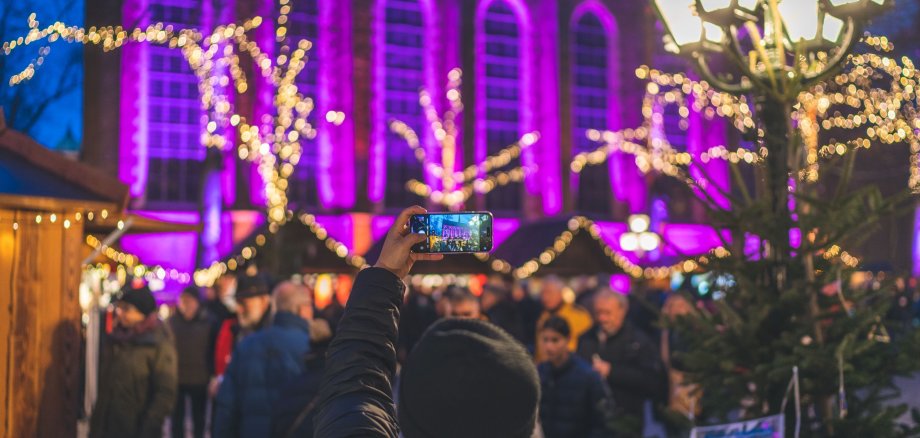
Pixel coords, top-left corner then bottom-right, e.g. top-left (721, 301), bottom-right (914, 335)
top-left (213, 281), bottom-right (314, 438)
top-left (538, 316), bottom-right (616, 438)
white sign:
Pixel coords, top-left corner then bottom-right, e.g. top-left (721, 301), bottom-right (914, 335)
top-left (690, 414), bottom-right (785, 438)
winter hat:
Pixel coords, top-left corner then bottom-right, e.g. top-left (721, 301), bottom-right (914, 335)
top-left (398, 318), bottom-right (540, 438)
top-left (235, 273), bottom-right (271, 299)
top-left (180, 286), bottom-right (202, 302)
top-left (119, 285), bottom-right (157, 316)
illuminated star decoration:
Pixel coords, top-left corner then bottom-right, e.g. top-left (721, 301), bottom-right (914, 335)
top-left (389, 68), bottom-right (539, 209)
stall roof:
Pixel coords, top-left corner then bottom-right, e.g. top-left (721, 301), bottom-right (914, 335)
top-left (491, 217), bottom-right (625, 277)
top-left (0, 111), bottom-right (128, 212)
top-left (225, 219), bottom-right (362, 276)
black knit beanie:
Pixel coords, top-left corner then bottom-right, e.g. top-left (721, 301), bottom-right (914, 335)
top-left (120, 285), bottom-right (157, 316)
top-left (398, 318), bottom-right (540, 438)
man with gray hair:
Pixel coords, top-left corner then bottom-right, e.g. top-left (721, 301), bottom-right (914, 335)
top-left (576, 288), bottom-right (665, 436)
top-left (213, 281), bottom-right (315, 437)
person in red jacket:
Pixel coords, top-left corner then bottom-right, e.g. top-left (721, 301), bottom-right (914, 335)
top-left (211, 274), bottom-right (272, 389)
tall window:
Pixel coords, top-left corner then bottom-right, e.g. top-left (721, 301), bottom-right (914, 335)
top-left (145, 0), bottom-right (205, 206)
top-left (572, 12), bottom-right (611, 215)
top-left (481, 1), bottom-right (522, 213)
top-left (287, 0), bottom-right (321, 210)
top-left (382, 0), bottom-right (425, 209)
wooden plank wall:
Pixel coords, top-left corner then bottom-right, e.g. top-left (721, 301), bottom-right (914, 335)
top-left (0, 208), bottom-right (82, 438)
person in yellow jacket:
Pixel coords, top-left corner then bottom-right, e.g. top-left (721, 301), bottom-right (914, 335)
top-left (534, 276), bottom-right (593, 363)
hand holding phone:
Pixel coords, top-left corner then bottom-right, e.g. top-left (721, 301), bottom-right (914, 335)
top-left (409, 212), bottom-right (493, 254)
top-left (374, 206), bottom-right (444, 277)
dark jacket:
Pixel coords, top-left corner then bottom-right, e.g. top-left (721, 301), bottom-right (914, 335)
top-left (271, 352), bottom-right (326, 437)
top-left (168, 308), bottom-right (212, 386)
top-left (538, 355), bottom-right (615, 438)
top-left (485, 298), bottom-right (526, 344)
top-left (90, 316), bottom-right (178, 438)
top-left (576, 322), bottom-right (665, 419)
top-left (314, 267), bottom-right (404, 437)
top-left (213, 311), bottom-right (312, 438)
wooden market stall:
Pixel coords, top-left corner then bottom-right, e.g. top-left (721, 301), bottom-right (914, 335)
top-left (0, 114), bottom-right (128, 438)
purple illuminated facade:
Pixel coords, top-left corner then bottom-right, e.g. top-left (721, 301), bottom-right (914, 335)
top-left (108, 0), bottom-right (734, 277)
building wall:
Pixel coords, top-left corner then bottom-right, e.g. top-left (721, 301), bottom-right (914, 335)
top-left (95, 0), bottom-right (731, 267)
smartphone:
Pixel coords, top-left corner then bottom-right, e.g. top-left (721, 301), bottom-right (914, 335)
top-left (409, 212), bottom-right (493, 254)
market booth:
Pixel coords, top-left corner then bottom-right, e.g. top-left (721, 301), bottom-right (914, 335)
top-left (0, 114), bottom-right (128, 438)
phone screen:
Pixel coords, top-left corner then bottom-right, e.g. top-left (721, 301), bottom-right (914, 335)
top-left (409, 212), bottom-right (493, 254)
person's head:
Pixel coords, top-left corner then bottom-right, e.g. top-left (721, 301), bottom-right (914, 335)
top-left (594, 289), bottom-right (628, 335)
top-left (662, 293), bottom-right (694, 321)
top-left (236, 274), bottom-right (271, 328)
top-left (539, 316), bottom-right (571, 367)
top-left (447, 287), bottom-right (481, 319)
top-left (540, 275), bottom-right (565, 311)
top-left (116, 286), bottom-right (157, 328)
top-left (480, 284), bottom-right (508, 311)
top-left (398, 318), bottom-right (540, 438)
top-left (511, 280), bottom-right (528, 302)
top-left (215, 273), bottom-right (237, 299)
top-left (202, 285), bottom-right (216, 301)
top-left (177, 286), bottom-right (201, 320)
top-left (272, 281), bottom-right (314, 322)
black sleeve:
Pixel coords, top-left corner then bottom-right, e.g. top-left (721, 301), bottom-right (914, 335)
top-left (606, 336), bottom-right (666, 400)
top-left (314, 268), bottom-right (404, 438)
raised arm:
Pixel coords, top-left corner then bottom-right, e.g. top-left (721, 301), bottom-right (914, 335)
top-left (314, 206), bottom-right (441, 438)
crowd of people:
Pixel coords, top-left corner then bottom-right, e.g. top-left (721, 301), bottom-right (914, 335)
top-left (85, 206), bottom-right (920, 437)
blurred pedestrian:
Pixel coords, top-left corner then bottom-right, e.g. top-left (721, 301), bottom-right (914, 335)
top-left (535, 276), bottom-right (593, 363)
top-left (168, 287), bottom-right (211, 438)
top-left (213, 281), bottom-right (314, 438)
top-left (90, 285), bottom-right (177, 438)
top-left (314, 206), bottom-right (540, 438)
top-left (207, 273), bottom-right (238, 325)
top-left (576, 290), bottom-right (665, 436)
top-left (537, 316), bottom-right (615, 438)
top-left (660, 293), bottom-right (701, 433)
top-left (213, 273), bottom-right (272, 378)
top-left (446, 286), bottom-right (484, 319)
top-left (481, 283), bottom-right (525, 343)
top-left (512, 280), bottom-right (543, 352)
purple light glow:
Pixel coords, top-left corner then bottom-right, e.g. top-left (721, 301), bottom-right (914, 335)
top-left (314, 214), bottom-right (355, 251)
top-left (475, 0), bottom-right (538, 206)
top-left (317, 0), bottom-right (356, 209)
top-left (610, 273), bottom-right (631, 294)
top-left (597, 222), bottom-right (726, 265)
top-left (206, 0), bottom-right (237, 208)
top-left (661, 224), bottom-right (727, 255)
top-left (249, 0), bottom-right (275, 206)
top-left (569, 0), bottom-right (626, 216)
top-left (532, 0), bottom-right (562, 215)
top-left (913, 207), bottom-right (920, 277)
top-left (492, 217), bottom-right (520, 249)
top-left (370, 0), bottom-right (441, 203)
top-left (122, 231), bottom-right (198, 280)
top-left (120, 0), bottom-right (150, 199)
top-left (372, 215), bottom-right (396, 242)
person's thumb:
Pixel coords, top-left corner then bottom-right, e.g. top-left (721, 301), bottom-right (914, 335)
top-left (407, 233), bottom-right (427, 245)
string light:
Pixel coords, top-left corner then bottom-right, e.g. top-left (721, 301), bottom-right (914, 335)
top-left (85, 235), bottom-right (192, 284)
top-left (488, 216), bottom-right (729, 280)
top-left (579, 36), bottom-right (920, 196)
top-left (193, 213), bottom-right (366, 287)
top-left (5, 12), bottom-right (320, 226)
top-left (389, 68), bottom-right (539, 208)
